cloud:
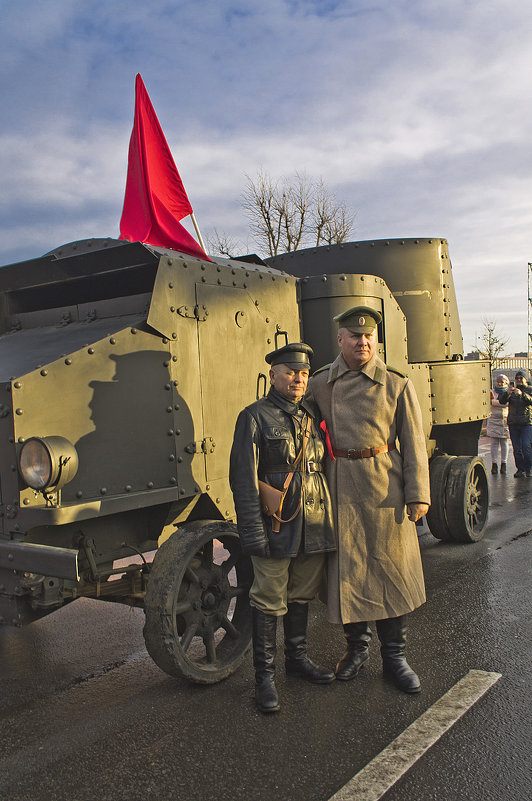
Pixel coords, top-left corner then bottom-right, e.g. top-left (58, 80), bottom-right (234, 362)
top-left (0, 0), bottom-right (530, 353)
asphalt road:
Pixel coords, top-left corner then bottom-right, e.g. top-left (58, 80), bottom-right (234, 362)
top-left (0, 439), bottom-right (530, 801)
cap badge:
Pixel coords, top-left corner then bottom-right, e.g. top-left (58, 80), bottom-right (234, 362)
top-left (359, 316), bottom-right (365, 325)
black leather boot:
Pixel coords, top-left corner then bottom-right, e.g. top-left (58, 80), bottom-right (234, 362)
top-left (252, 607), bottom-right (280, 712)
top-left (376, 615), bottom-right (420, 694)
top-left (335, 622), bottom-right (372, 680)
top-left (284, 603), bottom-right (335, 684)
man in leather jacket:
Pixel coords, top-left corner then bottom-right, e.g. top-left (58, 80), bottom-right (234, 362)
top-left (229, 343), bottom-right (336, 713)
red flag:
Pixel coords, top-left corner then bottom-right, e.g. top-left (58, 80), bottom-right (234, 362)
top-left (119, 74), bottom-right (211, 260)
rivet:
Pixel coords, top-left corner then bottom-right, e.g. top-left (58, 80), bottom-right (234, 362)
top-left (168, 281), bottom-right (174, 288)
top-left (170, 306), bottom-right (175, 312)
top-left (175, 429), bottom-right (181, 435)
top-left (169, 454), bottom-right (175, 461)
top-left (147, 481), bottom-right (154, 489)
top-left (168, 430), bottom-right (174, 436)
top-left (23, 498), bottom-right (29, 505)
top-left (172, 332), bottom-right (177, 339)
top-left (170, 477), bottom-right (177, 484)
top-left (201, 264), bottom-right (206, 271)
top-left (255, 300), bottom-right (259, 306)
top-left (76, 491), bottom-right (83, 498)
top-left (65, 358), bottom-right (72, 365)
top-left (131, 328), bottom-right (137, 334)
top-left (88, 348), bottom-right (95, 354)
top-left (40, 370), bottom-right (47, 376)
top-left (180, 488), bottom-right (186, 495)
top-left (216, 497), bottom-right (221, 503)
top-left (110, 338), bottom-right (116, 345)
top-left (177, 456), bottom-right (183, 463)
top-left (14, 382), bottom-right (21, 389)
top-left (100, 487), bottom-right (107, 495)
top-left (8, 553), bottom-right (13, 561)
top-left (15, 409), bottom-right (23, 415)
top-left (165, 384), bottom-right (171, 390)
top-left (217, 265), bottom-right (221, 272)
top-left (175, 404), bottom-right (180, 411)
top-left (243, 283), bottom-right (247, 288)
top-left (162, 338), bottom-right (169, 344)
top-left (164, 361), bottom-right (170, 367)
top-left (266, 318), bottom-right (270, 323)
top-left (206, 484), bottom-right (210, 491)
top-left (172, 356), bottom-right (177, 362)
top-left (166, 406), bottom-right (172, 413)
top-left (201, 276), bottom-right (206, 282)
top-left (125, 485), bottom-right (132, 492)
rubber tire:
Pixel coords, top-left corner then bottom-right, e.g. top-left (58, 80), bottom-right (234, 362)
top-left (444, 456), bottom-right (489, 543)
top-left (143, 520), bottom-right (253, 684)
top-left (426, 455), bottom-right (455, 541)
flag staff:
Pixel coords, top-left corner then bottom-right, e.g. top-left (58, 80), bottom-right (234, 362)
top-left (189, 212), bottom-right (207, 253)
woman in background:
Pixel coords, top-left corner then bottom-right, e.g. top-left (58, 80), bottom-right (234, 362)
top-left (486, 373), bottom-right (510, 475)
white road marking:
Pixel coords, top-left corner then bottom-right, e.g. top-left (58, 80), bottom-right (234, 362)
top-left (327, 669), bottom-right (502, 801)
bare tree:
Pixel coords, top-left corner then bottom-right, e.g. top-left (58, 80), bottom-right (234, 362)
top-left (242, 171), bottom-right (354, 257)
top-left (313, 178), bottom-right (354, 247)
top-left (473, 318), bottom-right (510, 368)
top-left (205, 228), bottom-right (243, 258)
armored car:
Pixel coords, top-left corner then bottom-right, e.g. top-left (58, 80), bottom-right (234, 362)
top-left (0, 236), bottom-right (489, 683)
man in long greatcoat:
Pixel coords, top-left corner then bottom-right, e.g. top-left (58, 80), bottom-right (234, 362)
top-left (307, 306), bottom-right (430, 693)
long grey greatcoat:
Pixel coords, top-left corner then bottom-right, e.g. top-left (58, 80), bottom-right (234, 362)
top-left (307, 353), bottom-right (430, 624)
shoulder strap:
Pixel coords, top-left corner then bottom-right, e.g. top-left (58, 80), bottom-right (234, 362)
top-left (272, 415), bottom-right (312, 528)
top-left (386, 364), bottom-right (407, 378)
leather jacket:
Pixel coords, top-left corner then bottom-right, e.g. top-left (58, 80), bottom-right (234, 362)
top-left (229, 388), bottom-right (336, 558)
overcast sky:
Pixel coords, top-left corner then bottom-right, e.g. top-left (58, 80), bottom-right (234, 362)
top-left (1, 0), bottom-right (530, 354)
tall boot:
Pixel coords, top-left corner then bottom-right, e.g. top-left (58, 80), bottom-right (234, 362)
top-left (283, 603), bottom-right (335, 684)
top-left (376, 615), bottom-right (420, 694)
top-left (335, 622), bottom-right (372, 680)
top-left (252, 607), bottom-right (280, 713)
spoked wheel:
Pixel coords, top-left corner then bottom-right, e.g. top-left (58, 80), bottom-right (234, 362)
top-left (143, 520), bottom-right (253, 684)
top-left (445, 456), bottom-right (489, 543)
top-left (426, 455), bottom-right (455, 541)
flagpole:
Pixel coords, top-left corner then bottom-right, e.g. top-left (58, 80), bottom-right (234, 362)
top-left (189, 212), bottom-right (208, 254)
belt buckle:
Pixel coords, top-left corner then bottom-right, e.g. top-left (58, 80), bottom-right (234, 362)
top-left (347, 449), bottom-right (360, 459)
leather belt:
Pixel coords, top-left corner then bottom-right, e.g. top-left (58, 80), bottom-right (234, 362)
top-left (332, 443), bottom-right (396, 460)
top-left (267, 461), bottom-right (323, 473)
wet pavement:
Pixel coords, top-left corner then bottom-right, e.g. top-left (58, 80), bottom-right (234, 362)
top-left (0, 439), bottom-right (530, 801)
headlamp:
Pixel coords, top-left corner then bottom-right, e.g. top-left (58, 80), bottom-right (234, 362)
top-left (19, 437), bottom-right (78, 492)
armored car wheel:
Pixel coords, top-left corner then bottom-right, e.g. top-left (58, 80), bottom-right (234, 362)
top-left (444, 456), bottom-right (489, 543)
top-left (143, 520), bottom-right (253, 684)
top-left (426, 455), bottom-right (455, 541)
